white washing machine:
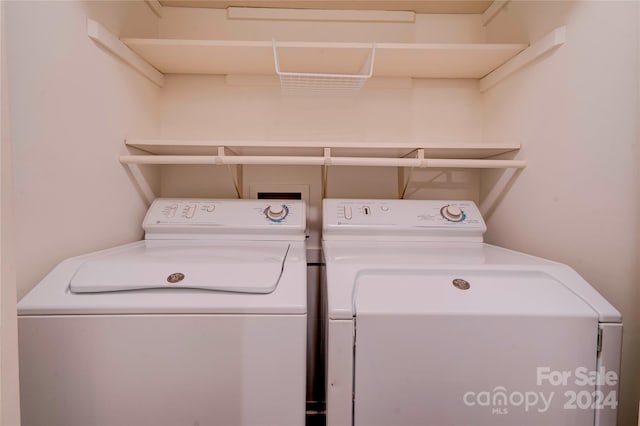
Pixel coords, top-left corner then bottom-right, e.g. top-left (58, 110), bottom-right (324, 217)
top-left (322, 199), bottom-right (622, 426)
top-left (18, 198), bottom-right (307, 426)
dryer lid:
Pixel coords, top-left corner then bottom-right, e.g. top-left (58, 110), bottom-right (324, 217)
top-left (69, 242), bottom-right (290, 294)
top-left (354, 269), bottom-right (598, 318)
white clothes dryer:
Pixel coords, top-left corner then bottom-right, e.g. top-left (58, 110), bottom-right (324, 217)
top-left (18, 198), bottom-right (307, 426)
top-left (322, 199), bottom-right (622, 426)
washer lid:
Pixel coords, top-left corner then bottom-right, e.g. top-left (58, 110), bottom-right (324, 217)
top-left (69, 242), bottom-right (289, 294)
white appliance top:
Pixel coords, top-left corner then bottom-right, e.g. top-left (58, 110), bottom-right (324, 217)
top-left (19, 241), bottom-right (306, 315)
top-left (18, 198), bottom-right (308, 315)
top-left (144, 198), bottom-right (306, 240)
top-left (323, 198), bottom-right (485, 242)
top-left (322, 199), bottom-right (621, 323)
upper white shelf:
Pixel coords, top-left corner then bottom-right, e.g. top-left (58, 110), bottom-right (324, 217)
top-left (88, 19), bottom-right (564, 90)
top-left (158, 1), bottom-right (495, 14)
top-left (121, 38), bottom-right (527, 78)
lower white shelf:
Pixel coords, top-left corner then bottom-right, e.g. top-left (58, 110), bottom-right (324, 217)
top-left (119, 154), bottom-right (525, 169)
top-left (121, 140), bottom-right (525, 169)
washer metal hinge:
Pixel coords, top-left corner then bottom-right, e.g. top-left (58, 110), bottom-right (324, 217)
top-left (597, 327), bottom-right (603, 353)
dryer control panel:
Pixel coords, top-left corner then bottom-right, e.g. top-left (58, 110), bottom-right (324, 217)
top-left (144, 198), bottom-right (306, 240)
top-left (323, 199), bottom-right (486, 242)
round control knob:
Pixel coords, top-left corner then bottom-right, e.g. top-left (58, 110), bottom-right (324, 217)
top-left (440, 205), bottom-right (465, 222)
top-left (264, 204), bottom-right (290, 222)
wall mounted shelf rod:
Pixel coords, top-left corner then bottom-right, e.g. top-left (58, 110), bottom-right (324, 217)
top-left (119, 154), bottom-right (526, 169)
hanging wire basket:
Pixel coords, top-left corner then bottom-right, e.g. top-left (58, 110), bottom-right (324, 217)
top-left (272, 40), bottom-right (376, 96)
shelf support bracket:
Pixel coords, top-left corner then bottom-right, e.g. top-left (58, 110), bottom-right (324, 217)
top-left (399, 148), bottom-right (423, 199)
top-left (125, 162), bottom-right (156, 206)
top-left (120, 145), bottom-right (157, 206)
top-left (479, 167), bottom-right (524, 220)
top-left (87, 18), bottom-right (164, 87)
top-left (220, 146), bottom-right (243, 198)
top-left (144, 0), bottom-right (163, 18)
top-left (322, 148), bottom-right (331, 198)
top-left (479, 26), bottom-right (566, 92)
top-left (482, 1), bottom-right (510, 27)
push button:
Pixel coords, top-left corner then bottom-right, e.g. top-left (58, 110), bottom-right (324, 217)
top-left (343, 206), bottom-right (352, 220)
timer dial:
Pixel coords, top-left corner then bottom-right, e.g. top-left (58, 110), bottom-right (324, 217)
top-left (441, 205), bottom-right (465, 222)
top-left (264, 204), bottom-right (290, 222)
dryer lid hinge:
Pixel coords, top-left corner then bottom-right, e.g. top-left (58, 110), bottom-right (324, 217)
top-left (597, 327), bottom-right (603, 353)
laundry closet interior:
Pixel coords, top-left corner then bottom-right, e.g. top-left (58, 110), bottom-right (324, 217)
top-left (3, 0), bottom-right (639, 425)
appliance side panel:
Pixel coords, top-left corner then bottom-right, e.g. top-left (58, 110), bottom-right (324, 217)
top-left (18, 315), bottom-right (306, 426)
top-left (326, 319), bottom-right (354, 426)
top-left (595, 323), bottom-right (623, 426)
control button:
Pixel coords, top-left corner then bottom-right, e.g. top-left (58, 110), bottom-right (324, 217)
top-left (380, 205), bottom-right (389, 212)
top-left (264, 204), bottom-right (290, 222)
top-left (343, 206), bottom-right (352, 220)
top-left (363, 206), bottom-right (371, 216)
top-left (163, 204), bottom-right (178, 218)
top-left (440, 205), bottom-right (465, 222)
top-left (183, 203), bottom-right (197, 219)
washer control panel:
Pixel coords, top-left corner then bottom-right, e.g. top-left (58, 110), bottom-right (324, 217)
top-left (323, 199), bottom-right (486, 241)
top-left (144, 198), bottom-right (306, 240)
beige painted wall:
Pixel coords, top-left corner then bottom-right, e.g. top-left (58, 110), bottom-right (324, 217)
top-left (1, 0), bottom-right (20, 422)
top-left (482, 2), bottom-right (640, 424)
top-left (6, 1), bottom-right (161, 300)
top-left (158, 6), bottom-right (484, 42)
